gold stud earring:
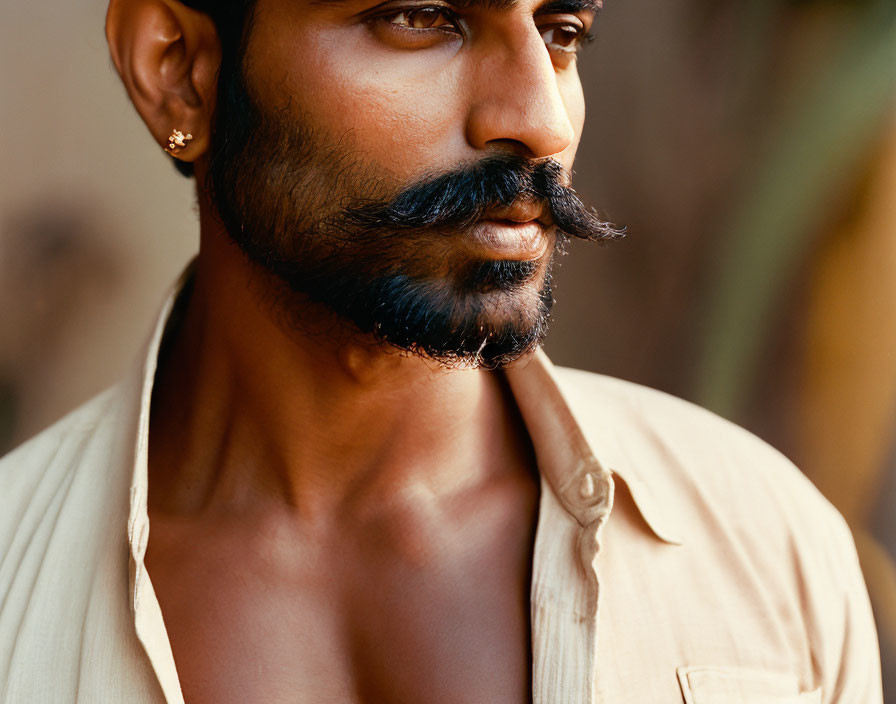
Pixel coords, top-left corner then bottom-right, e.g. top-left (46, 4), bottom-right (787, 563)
top-left (166, 129), bottom-right (193, 156)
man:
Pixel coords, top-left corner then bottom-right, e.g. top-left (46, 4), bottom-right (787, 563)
top-left (0, 0), bottom-right (882, 701)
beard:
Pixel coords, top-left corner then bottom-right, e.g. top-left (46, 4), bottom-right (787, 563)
top-left (204, 62), bottom-right (622, 369)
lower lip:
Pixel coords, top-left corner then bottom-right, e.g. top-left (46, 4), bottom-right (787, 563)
top-left (468, 220), bottom-right (548, 261)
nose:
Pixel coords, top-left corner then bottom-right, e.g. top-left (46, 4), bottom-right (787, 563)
top-left (464, 27), bottom-right (577, 159)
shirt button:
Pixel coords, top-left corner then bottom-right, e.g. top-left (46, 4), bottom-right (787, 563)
top-left (579, 471), bottom-right (596, 499)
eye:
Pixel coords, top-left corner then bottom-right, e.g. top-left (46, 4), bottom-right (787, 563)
top-left (385, 6), bottom-right (459, 31)
top-left (540, 24), bottom-right (592, 54)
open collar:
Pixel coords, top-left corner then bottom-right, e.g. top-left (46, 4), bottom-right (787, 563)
top-left (504, 348), bottom-right (685, 546)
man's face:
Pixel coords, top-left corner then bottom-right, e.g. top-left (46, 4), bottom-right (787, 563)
top-left (207, 0), bottom-right (614, 368)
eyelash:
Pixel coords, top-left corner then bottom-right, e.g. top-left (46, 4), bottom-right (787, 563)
top-left (373, 5), bottom-right (594, 53)
top-left (382, 6), bottom-right (460, 33)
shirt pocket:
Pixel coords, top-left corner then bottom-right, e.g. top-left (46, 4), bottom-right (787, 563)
top-left (676, 666), bottom-right (823, 704)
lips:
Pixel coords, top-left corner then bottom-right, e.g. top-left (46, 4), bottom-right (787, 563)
top-left (468, 220), bottom-right (548, 261)
top-left (467, 200), bottom-right (552, 261)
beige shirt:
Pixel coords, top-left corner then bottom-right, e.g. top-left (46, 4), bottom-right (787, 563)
top-left (0, 272), bottom-right (882, 704)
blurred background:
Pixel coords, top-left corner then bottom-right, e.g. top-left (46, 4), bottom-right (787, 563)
top-left (1, 0), bottom-right (895, 697)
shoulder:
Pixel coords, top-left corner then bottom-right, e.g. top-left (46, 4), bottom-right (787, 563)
top-left (551, 365), bottom-right (850, 547)
top-left (551, 365), bottom-right (794, 468)
top-left (0, 386), bottom-right (126, 554)
top-left (552, 366), bottom-right (882, 699)
top-left (0, 385), bottom-right (152, 695)
top-left (0, 385), bottom-right (122, 480)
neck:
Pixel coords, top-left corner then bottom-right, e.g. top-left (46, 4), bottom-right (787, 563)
top-left (148, 210), bottom-right (535, 525)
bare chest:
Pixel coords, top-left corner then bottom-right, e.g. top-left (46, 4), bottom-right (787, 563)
top-left (146, 497), bottom-right (537, 704)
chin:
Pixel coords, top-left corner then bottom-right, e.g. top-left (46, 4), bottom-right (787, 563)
top-left (472, 284), bottom-right (550, 328)
top-left (392, 274), bottom-right (554, 370)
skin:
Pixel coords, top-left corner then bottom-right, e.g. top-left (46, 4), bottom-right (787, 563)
top-left (106, 0), bottom-right (594, 701)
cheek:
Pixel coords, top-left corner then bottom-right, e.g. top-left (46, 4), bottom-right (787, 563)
top-left (247, 20), bottom-right (465, 181)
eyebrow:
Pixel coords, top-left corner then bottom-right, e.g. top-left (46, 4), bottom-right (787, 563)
top-left (534, 0), bottom-right (601, 14)
top-left (452, 0), bottom-right (601, 12)
top-left (312, 0), bottom-right (601, 13)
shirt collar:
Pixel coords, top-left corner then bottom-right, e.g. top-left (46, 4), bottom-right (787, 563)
top-left (127, 265), bottom-right (190, 574)
top-left (504, 349), bottom-right (685, 545)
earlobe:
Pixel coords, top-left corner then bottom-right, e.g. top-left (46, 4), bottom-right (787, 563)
top-left (106, 0), bottom-right (219, 162)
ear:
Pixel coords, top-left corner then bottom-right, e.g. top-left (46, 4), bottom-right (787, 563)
top-left (106, 0), bottom-right (221, 163)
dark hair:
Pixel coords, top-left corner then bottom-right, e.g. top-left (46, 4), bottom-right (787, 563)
top-left (173, 0), bottom-right (258, 177)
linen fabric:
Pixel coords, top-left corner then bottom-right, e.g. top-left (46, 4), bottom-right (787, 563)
top-left (0, 269), bottom-right (882, 703)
